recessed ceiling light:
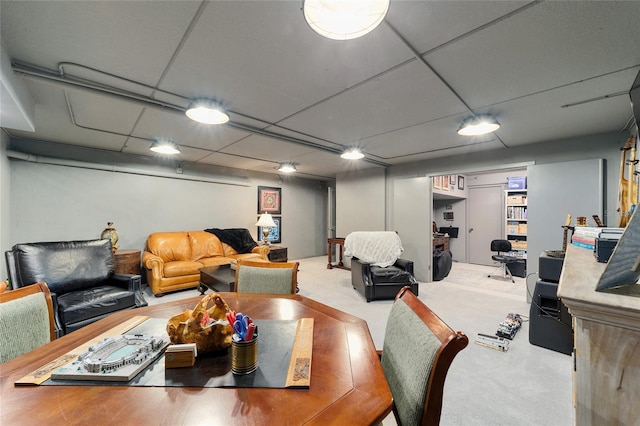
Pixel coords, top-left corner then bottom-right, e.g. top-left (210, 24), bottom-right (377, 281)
top-left (150, 140), bottom-right (181, 155)
top-left (457, 116), bottom-right (501, 136)
top-left (340, 148), bottom-right (365, 160)
top-left (277, 163), bottom-right (297, 173)
top-left (303, 0), bottom-right (390, 41)
top-left (185, 100), bottom-right (230, 124)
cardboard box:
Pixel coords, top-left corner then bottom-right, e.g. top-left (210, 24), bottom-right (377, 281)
top-left (518, 223), bottom-right (528, 234)
top-left (507, 224), bottom-right (519, 235)
top-left (507, 195), bottom-right (526, 204)
top-left (511, 240), bottom-right (528, 250)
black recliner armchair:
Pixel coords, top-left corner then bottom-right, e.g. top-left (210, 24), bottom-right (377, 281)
top-left (5, 239), bottom-right (147, 336)
top-left (351, 257), bottom-right (418, 302)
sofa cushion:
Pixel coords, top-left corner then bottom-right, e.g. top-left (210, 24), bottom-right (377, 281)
top-left (163, 260), bottom-right (204, 278)
top-left (188, 231), bottom-right (224, 261)
top-left (147, 232), bottom-right (192, 262)
top-left (12, 240), bottom-right (114, 295)
top-left (57, 285), bottom-right (135, 326)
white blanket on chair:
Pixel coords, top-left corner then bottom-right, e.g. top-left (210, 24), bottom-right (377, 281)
top-left (344, 231), bottom-right (404, 267)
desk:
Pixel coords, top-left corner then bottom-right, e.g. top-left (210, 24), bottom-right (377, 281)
top-left (1, 293), bottom-right (392, 425)
top-left (433, 234), bottom-right (450, 252)
top-left (327, 237), bottom-right (349, 270)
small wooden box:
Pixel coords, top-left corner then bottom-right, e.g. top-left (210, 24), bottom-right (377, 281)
top-left (165, 344), bottom-right (197, 368)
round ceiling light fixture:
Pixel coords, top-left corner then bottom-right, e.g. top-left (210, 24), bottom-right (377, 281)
top-left (457, 115), bottom-right (501, 136)
top-left (185, 100), bottom-right (230, 124)
top-left (150, 139), bottom-right (181, 155)
top-left (303, 0), bottom-right (390, 41)
top-left (277, 163), bottom-right (297, 173)
top-left (340, 148), bottom-right (365, 160)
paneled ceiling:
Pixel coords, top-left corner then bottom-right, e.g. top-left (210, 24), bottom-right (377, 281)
top-left (1, 1), bottom-right (639, 180)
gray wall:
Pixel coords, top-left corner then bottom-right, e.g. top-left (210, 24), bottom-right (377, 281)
top-left (335, 167), bottom-right (386, 237)
top-left (3, 142), bottom-right (328, 283)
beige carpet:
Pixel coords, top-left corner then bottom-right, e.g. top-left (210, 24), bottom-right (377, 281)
top-left (144, 257), bottom-right (573, 426)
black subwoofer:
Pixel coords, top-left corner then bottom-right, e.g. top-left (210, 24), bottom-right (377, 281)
top-left (529, 280), bottom-right (573, 355)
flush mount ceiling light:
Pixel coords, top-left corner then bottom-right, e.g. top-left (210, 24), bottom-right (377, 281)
top-left (277, 163), bottom-right (297, 173)
top-left (185, 100), bottom-right (230, 124)
top-left (150, 140), bottom-right (181, 155)
top-left (303, 0), bottom-right (390, 41)
top-left (340, 148), bottom-right (365, 160)
top-left (457, 115), bottom-right (501, 136)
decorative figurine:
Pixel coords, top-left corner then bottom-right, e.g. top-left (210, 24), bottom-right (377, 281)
top-left (101, 221), bottom-right (119, 253)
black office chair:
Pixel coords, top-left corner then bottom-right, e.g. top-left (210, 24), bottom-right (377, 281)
top-left (487, 239), bottom-right (518, 283)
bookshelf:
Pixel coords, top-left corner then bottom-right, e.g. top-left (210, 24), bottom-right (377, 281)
top-left (505, 189), bottom-right (527, 255)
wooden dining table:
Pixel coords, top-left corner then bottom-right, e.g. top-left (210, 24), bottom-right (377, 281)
top-left (0, 292), bottom-right (393, 425)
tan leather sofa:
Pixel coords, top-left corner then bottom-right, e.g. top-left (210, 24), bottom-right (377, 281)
top-left (143, 231), bottom-right (269, 296)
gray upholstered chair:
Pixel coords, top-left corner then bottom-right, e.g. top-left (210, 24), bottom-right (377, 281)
top-left (234, 259), bottom-right (298, 294)
top-left (0, 282), bottom-right (56, 363)
top-left (380, 286), bottom-right (468, 425)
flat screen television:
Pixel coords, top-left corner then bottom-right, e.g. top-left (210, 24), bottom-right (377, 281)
top-left (630, 68), bottom-right (640, 128)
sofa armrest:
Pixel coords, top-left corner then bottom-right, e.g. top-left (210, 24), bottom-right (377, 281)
top-left (394, 258), bottom-right (414, 275)
top-left (252, 245), bottom-right (270, 260)
top-left (110, 273), bottom-right (148, 307)
top-left (143, 251), bottom-right (164, 277)
top-left (49, 292), bottom-right (64, 338)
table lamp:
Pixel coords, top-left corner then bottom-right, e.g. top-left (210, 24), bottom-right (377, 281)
top-left (255, 213), bottom-right (276, 245)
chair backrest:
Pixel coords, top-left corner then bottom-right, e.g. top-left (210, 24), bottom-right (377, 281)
top-left (234, 259), bottom-right (298, 294)
top-left (381, 286), bottom-right (468, 426)
top-left (0, 282), bottom-right (56, 363)
top-left (490, 239), bottom-right (512, 253)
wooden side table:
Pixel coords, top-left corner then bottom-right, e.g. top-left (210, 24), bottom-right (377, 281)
top-left (327, 237), bottom-right (349, 270)
top-left (114, 249), bottom-right (141, 275)
top-left (268, 245), bottom-right (288, 262)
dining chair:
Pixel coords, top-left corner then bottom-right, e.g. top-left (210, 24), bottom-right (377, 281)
top-left (234, 259), bottom-right (299, 294)
top-left (380, 286), bottom-right (468, 426)
top-left (0, 281), bottom-right (56, 363)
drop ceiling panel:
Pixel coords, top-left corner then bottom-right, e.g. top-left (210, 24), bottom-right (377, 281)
top-left (195, 151), bottom-right (274, 171)
top-left (279, 60), bottom-right (467, 143)
top-left (159, 1), bottom-right (413, 123)
top-left (67, 92), bottom-right (143, 135)
top-left (0, 1), bottom-right (200, 83)
top-left (134, 108), bottom-right (252, 151)
top-left (220, 133), bottom-right (318, 163)
top-left (360, 115), bottom-right (498, 161)
top-left (426, 1), bottom-right (640, 109)
top-left (385, 1), bottom-right (530, 53)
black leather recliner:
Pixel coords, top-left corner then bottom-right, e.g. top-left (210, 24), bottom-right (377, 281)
top-left (5, 239), bottom-right (147, 336)
top-left (351, 257), bottom-right (418, 302)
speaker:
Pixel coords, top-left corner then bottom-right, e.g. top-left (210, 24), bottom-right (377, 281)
top-left (539, 252), bottom-right (564, 283)
top-left (529, 280), bottom-right (573, 355)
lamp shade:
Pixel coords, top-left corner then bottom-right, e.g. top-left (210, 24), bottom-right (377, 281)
top-left (278, 163), bottom-right (297, 173)
top-left (150, 140), bottom-right (180, 154)
top-left (303, 0), bottom-right (390, 40)
top-left (457, 116), bottom-right (500, 136)
top-left (256, 213), bottom-right (277, 227)
top-left (340, 148), bottom-right (364, 160)
top-left (185, 100), bottom-right (230, 124)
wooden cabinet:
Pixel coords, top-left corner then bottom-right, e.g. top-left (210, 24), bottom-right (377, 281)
top-left (268, 245), bottom-right (288, 262)
top-left (558, 244), bottom-right (640, 425)
top-left (114, 249), bottom-right (141, 275)
top-left (505, 189), bottom-right (527, 254)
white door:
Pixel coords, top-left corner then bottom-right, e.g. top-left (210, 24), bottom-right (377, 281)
top-left (468, 185), bottom-right (504, 265)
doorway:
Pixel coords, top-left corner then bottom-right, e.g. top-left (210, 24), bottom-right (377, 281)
top-left (468, 185), bottom-right (504, 265)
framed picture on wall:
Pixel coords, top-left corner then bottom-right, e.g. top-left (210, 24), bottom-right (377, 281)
top-left (433, 176), bottom-right (442, 189)
top-left (450, 175), bottom-right (456, 188)
top-left (442, 175), bottom-right (449, 190)
top-left (257, 216), bottom-right (281, 244)
top-left (257, 186), bottom-right (281, 214)
top-left (458, 175), bottom-right (465, 190)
